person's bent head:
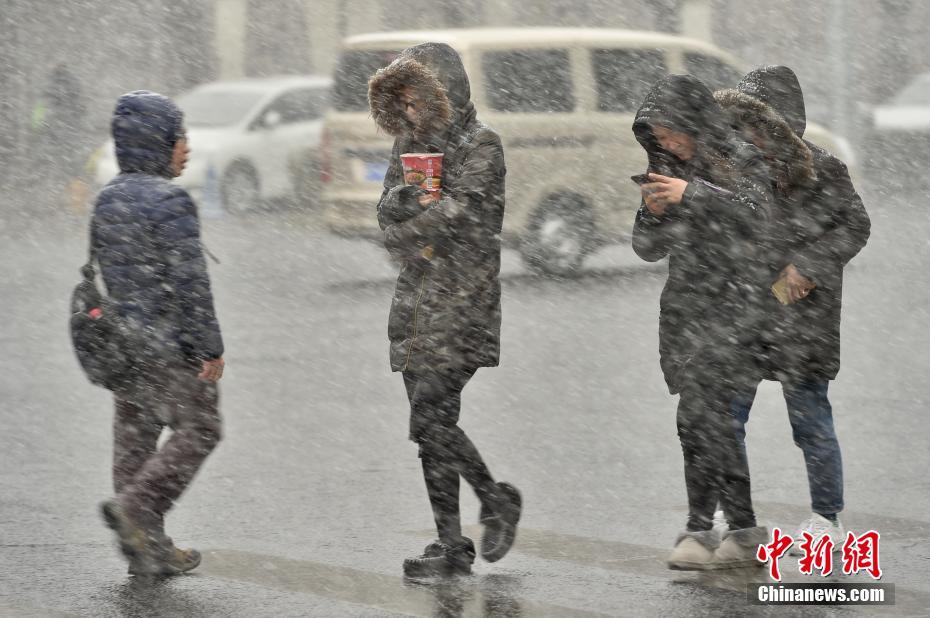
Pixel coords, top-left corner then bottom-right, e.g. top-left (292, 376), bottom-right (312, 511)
top-left (368, 42), bottom-right (472, 143)
top-left (633, 75), bottom-right (729, 168)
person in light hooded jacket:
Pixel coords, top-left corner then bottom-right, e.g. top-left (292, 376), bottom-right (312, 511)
top-left (368, 42), bottom-right (521, 578)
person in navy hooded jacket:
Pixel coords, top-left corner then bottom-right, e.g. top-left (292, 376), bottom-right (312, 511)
top-left (93, 91), bottom-right (224, 576)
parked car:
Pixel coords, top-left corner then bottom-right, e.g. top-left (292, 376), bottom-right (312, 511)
top-left (865, 71), bottom-right (930, 183)
top-left (321, 28), bottom-right (854, 275)
top-left (93, 75), bottom-right (331, 213)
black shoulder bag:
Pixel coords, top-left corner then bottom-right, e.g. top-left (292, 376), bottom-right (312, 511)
top-left (69, 224), bottom-right (149, 391)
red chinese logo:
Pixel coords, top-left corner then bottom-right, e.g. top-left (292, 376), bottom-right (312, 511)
top-left (758, 528), bottom-right (883, 581)
top-left (842, 530), bottom-right (882, 580)
top-left (797, 531), bottom-right (834, 576)
top-left (756, 527), bottom-right (794, 581)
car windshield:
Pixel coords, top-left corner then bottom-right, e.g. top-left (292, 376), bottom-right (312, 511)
top-left (893, 76), bottom-right (930, 106)
top-left (177, 89), bottom-right (266, 127)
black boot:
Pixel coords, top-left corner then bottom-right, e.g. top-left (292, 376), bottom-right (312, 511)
top-left (479, 482), bottom-right (522, 562)
top-left (403, 537), bottom-right (475, 578)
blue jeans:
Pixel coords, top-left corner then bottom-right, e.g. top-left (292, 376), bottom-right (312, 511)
top-left (730, 381), bottom-right (844, 515)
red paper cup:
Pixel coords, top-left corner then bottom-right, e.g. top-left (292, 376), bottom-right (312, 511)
top-left (401, 153), bottom-right (443, 193)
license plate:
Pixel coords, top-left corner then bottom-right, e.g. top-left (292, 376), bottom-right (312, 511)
top-left (364, 161), bottom-right (389, 182)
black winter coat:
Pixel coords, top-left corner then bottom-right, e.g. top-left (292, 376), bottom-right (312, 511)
top-left (369, 43), bottom-right (505, 373)
top-left (631, 75), bottom-right (774, 394)
top-left (735, 66), bottom-right (870, 382)
top-left (92, 91), bottom-right (223, 364)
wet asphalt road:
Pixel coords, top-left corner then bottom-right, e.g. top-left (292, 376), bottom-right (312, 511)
top-left (1, 183), bottom-right (928, 617)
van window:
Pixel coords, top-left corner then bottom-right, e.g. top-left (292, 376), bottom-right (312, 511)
top-left (683, 53), bottom-right (742, 91)
top-left (483, 50), bottom-right (574, 113)
top-left (592, 49), bottom-right (666, 113)
top-left (264, 87), bottom-right (329, 124)
top-left (332, 50), bottom-right (399, 111)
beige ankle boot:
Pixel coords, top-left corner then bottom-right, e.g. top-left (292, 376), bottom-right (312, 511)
top-left (712, 526), bottom-right (769, 569)
top-left (667, 529), bottom-right (720, 571)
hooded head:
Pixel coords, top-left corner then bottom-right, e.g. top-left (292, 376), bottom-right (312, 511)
top-left (111, 90), bottom-right (185, 177)
top-left (714, 89), bottom-right (816, 193)
top-left (368, 42), bottom-right (472, 142)
top-left (632, 74), bottom-right (731, 174)
top-left (736, 66), bottom-right (806, 138)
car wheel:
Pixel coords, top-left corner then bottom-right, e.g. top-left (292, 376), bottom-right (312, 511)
top-left (520, 195), bottom-right (595, 277)
top-left (221, 164), bottom-right (260, 214)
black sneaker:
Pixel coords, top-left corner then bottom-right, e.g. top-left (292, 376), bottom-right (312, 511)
top-left (479, 482), bottom-right (522, 563)
top-left (403, 538), bottom-right (475, 578)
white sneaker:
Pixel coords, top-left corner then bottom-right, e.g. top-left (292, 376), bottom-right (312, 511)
top-left (712, 509), bottom-right (728, 535)
top-left (787, 513), bottom-right (845, 556)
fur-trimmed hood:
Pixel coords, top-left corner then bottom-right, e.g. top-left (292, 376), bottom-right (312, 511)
top-left (714, 89), bottom-right (816, 192)
top-left (368, 42), bottom-right (471, 142)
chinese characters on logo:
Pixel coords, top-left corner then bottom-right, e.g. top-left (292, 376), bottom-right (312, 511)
top-left (756, 528), bottom-right (882, 581)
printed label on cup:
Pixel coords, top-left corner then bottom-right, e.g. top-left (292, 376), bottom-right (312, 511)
top-left (401, 153), bottom-right (443, 193)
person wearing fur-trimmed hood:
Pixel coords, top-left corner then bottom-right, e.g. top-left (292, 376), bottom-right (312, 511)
top-left (714, 66), bottom-right (870, 553)
top-left (368, 42), bottom-right (521, 578)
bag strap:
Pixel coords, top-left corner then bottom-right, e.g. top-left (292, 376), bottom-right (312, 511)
top-left (82, 219), bottom-right (97, 281)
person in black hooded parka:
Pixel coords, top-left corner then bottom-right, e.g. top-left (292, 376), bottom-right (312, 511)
top-left (631, 75), bottom-right (772, 569)
top-left (719, 66), bottom-right (870, 552)
top-left (368, 42), bottom-right (521, 578)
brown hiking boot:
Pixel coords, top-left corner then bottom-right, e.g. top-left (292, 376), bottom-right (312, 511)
top-left (129, 546), bottom-right (202, 576)
top-left (100, 500), bottom-right (149, 563)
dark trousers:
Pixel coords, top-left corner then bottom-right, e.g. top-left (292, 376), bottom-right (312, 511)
top-left (678, 373), bottom-right (756, 532)
top-left (113, 361), bottom-right (221, 541)
top-left (403, 367), bottom-right (500, 545)
top-left (730, 380), bottom-right (843, 515)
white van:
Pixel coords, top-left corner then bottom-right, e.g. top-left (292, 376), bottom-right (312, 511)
top-left (321, 28), bottom-right (850, 275)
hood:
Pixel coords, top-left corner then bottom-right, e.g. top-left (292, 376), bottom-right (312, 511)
top-left (632, 74), bottom-right (731, 173)
top-left (736, 66), bottom-right (806, 138)
top-left (714, 89), bottom-right (816, 192)
top-left (112, 90), bottom-right (184, 177)
top-left (368, 42), bottom-right (472, 143)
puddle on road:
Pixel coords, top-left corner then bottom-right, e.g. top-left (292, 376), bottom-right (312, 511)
top-left (199, 548), bottom-right (606, 617)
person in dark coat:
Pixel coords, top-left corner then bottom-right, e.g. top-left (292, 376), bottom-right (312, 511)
top-left (368, 42), bottom-right (521, 578)
top-left (631, 74), bottom-right (773, 570)
top-left (718, 66), bottom-right (870, 551)
top-left (31, 63), bottom-right (88, 207)
top-left (92, 90), bottom-right (225, 576)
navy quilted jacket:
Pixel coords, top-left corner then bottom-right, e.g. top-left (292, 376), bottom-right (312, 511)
top-left (91, 91), bottom-right (223, 362)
